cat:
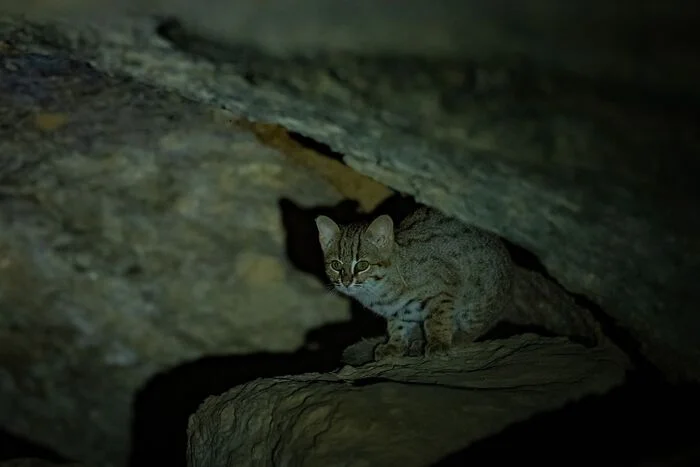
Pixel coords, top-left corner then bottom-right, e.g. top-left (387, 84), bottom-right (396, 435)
top-left (314, 206), bottom-right (515, 359)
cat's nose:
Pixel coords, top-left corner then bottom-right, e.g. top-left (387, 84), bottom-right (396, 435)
top-left (341, 274), bottom-right (353, 287)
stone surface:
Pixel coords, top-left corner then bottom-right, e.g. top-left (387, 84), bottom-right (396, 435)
top-left (0, 46), bottom-right (392, 467)
top-left (187, 335), bottom-right (630, 467)
top-left (1, 15), bottom-right (696, 382)
top-left (2, 1), bottom-right (700, 103)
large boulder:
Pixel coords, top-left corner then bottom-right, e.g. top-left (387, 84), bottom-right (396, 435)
top-left (0, 44), bottom-right (389, 467)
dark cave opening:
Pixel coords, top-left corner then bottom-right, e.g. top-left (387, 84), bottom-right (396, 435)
top-left (433, 374), bottom-right (700, 467)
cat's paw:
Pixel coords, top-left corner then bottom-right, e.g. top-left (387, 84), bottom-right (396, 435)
top-left (374, 342), bottom-right (405, 361)
top-left (407, 339), bottom-right (425, 357)
top-left (425, 341), bottom-right (451, 357)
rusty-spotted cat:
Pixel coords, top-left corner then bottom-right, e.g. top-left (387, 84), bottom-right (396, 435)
top-left (315, 206), bottom-right (514, 360)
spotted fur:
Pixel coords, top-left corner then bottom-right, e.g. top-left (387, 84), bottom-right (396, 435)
top-left (315, 206), bottom-right (514, 359)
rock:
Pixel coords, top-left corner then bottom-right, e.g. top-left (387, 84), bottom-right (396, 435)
top-left (3, 1), bottom-right (700, 102)
top-left (0, 46), bottom-right (390, 466)
top-left (187, 335), bottom-right (630, 467)
top-left (2, 14), bottom-right (696, 381)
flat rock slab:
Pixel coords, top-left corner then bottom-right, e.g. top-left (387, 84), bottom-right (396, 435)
top-left (0, 48), bottom-right (359, 466)
top-left (187, 335), bottom-right (629, 467)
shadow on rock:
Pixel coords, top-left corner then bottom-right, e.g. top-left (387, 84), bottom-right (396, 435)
top-left (433, 373), bottom-right (700, 467)
top-left (0, 429), bottom-right (69, 464)
top-left (128, 309), bottom-right (387, 466)
top-left (129, 344), bottom-right (341, 467)
top-left (128, 198), bottom-right (394, 467)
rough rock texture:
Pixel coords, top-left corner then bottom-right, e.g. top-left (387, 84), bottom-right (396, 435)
top-left (2, 1), bottom-right (700, 102)
top-left (187, 335), bottom-right (629, 467)
top-left (1, 15), bottom-right (696, 382)
top-left (0, 46), bottom-right (392, 467)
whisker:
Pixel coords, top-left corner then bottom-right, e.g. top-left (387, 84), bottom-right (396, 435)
top-left (322, 283), bottom-right (343, 297)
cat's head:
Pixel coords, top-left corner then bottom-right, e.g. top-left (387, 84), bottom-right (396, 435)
top-left (314, 214), bottom-right (394, 295)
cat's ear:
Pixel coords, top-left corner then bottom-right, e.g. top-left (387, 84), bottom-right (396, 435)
top-left (315, 215), bottom-right (340, 251)
top-left (365, 215), bottom-right (394, 249)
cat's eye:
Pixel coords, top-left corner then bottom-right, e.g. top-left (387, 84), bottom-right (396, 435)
top-left (355, 260), bottom-right (370, 272)
top-left (329, 260), bottom-right (342, 271)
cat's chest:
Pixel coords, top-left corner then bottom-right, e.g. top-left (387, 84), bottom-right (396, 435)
top-left (357, 292), bottom-right (427, 322)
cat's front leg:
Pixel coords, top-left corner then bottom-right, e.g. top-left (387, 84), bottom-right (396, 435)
top-left (423, 293), bottom-right (455, 357)
top-left (374, 319), bottom-right (420, 360)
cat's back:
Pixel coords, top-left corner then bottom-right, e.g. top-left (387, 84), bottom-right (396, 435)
top-left (396, 206), bottom-right (513, 306)
top-left (396, 206), bottom-right (500, 251)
